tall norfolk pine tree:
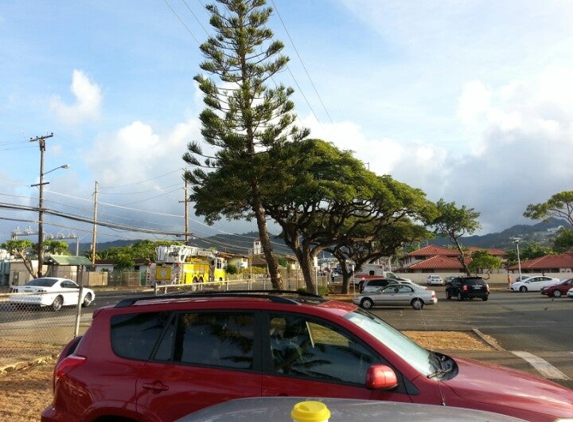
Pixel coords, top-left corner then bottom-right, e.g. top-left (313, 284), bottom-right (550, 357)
top-left (183, 0), bottom-right (308, 289)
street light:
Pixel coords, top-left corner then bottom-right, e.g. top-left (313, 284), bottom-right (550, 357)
top-left (32, 164), bottom-right (70, 278)
top-left (513, 238), bottom-right (522, 282)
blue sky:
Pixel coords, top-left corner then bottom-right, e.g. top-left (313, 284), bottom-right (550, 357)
top-left (2, 0), bottom-right (573, 250)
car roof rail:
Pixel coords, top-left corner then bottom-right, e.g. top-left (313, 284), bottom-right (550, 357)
top-left (114, 290), bottom-right (324, 308)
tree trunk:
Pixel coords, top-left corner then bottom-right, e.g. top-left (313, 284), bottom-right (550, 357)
top-left (253, 201), bottom-right (283, 290)
top-left (298, 249), bottom-right (317, 293)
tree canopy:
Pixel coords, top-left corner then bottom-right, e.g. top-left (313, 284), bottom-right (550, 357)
top-left (431, 199), bottom-right (481, 275)
top-left (262, 139), bottom-right (437, 292)
top-left (524, 191), bottom-right (573, 226)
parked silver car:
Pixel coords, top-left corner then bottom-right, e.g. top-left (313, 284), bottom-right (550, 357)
top-left (353, 283), bottom-right (437, 310)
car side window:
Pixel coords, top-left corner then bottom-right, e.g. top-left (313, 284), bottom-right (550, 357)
top-left (166, 312), bottom-right (255, 369)
top-left (268, 313), bottom-right (379, 384)
top-left (397, 285), bottom-right (413, 293)
top-left (111, 312), bottom-right (172, 360)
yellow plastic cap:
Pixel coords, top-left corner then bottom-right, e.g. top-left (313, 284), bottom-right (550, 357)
top-left (291, 401), bottom-right (331, 422)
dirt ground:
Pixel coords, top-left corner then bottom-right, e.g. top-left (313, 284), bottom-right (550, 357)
top-left (0, 331), bottom-right (496, 422)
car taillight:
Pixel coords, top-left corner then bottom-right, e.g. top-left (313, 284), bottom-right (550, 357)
top-left (463, 285), bottom-right (468, 291)
top-left (53, 355), bottom-right (86, 390)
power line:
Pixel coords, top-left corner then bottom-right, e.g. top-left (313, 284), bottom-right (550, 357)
top-left (270, 0), bottom-right (333, 124)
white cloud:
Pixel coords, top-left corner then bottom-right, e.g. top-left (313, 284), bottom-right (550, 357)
top-left (50, 70), bottom-right (102, 125)
top-left (457, 81), bottom-right (491, 125)
top-left (85, 118), bottom-right (200, 186)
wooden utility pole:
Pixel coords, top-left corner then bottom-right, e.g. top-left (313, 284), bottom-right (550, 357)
top-left (179, 176), bottom-right (190, 245)
top-left (30, 133), bottom-right (54, 278)
top-left (91, 181), bottom-right (99, 265)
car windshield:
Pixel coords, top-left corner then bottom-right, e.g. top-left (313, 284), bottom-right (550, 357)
top-left (344, 308), bottom-right (435, 376)
top-left (26, 278), bottom-right (58, 287)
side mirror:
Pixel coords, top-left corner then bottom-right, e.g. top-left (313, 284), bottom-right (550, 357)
top-left (365, 364), bottom-right (399, 390)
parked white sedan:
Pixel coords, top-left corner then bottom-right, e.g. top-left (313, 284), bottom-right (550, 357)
top-left (426, 275), bottom-right (444, 285)
top-left (9, 277), bottom-right (95, 311)
top-left (353, 284), bottom-right (437, 310)
top-left (510, 276), bottom-right (560, 292)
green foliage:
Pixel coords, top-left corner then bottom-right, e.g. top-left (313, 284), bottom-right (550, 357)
top-left (226, 263), bottom-right (239, 275)
top-left (1, 239), bottom-right (34, 254)
top-left (468, 250), bottom-right (501, 274)
top-left (263, 138), bottom-right (437, 292)
top-left (553, 228), bottom-right (573, 253)
top-left (431, 199), bottom-right (481, 275)
top-left (524, 191), bottom-right (573, 226)
top-left (504, 241), bottom-right (554, 266)
top-left (43, 240), bottom-right (71, 255)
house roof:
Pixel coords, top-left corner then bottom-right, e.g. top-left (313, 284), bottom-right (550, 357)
top-left (407, 245), bottom-right (456, 257)
top-left (46, 255), bottom-right (93, 266)
top-left (408, 245), bottom-right (507, 259)
top-left (407, 255), bottom-right (465, 270)
top-left (508, 253), bottom-right (573, 270)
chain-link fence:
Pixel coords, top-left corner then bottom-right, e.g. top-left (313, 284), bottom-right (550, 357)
top-left (0, 292), bottom-right (91, 372)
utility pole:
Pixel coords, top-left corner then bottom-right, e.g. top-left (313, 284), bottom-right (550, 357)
top-left (179, 175), bottom-right (190, 245)
top-left (91, 181), bottom-right (99, 265)
top-left (30, 133), bottom-right (54, 278)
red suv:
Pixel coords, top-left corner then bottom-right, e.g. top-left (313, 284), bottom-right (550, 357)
top-left (42, 291), bottom-right (573, 422)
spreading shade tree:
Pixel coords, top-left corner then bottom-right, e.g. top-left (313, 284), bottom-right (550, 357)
top-left (183, 0), bottom-right (309, 289)
top-left (524, 191), bottom-right (573, 252)
top-left (431, 199), bottom-right (481, 276)
top-left (262, 139), bottom-right (437, 292)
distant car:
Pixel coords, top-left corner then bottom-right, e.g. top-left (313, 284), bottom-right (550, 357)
top-left (9, 277), bottom-right (95, 311)
top-left (510, 276), bottom-right (560, 292)
top-left (426, 275), bottom-right (444, 285)
top-left (445, 276), bottom-right (489, 301)
top-left (541, 278), bottom-right (573, 297)
top-left (353, 284), bottom-right (437, 310)
top-left (444, 276), bottom-right (456, 284)
top-left (174, 397), bottom-right (528, 422)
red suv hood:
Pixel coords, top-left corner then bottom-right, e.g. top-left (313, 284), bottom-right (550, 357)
top-left (443, 356), bottom-right (573, 420)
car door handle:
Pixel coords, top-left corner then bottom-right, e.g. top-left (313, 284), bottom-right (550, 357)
top-left (142, 381), bottom-right (169, 393)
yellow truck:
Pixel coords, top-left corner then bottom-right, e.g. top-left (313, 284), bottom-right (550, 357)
top-left (147, 245), bottom-right (227, 287)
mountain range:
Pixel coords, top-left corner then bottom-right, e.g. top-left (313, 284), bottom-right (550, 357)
top-left (78, 218), bottom-right (569, 256)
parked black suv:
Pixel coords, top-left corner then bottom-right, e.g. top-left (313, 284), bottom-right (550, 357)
top-left (445, 276), bottom-right (489, 301)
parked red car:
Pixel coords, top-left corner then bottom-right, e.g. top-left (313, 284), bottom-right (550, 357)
top-left (541, 278), bottom-right (573, 297)
top-left (42, 291), bottom-right (573, 422)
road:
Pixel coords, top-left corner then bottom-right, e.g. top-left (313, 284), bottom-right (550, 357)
top-left (370, 286), bottom-right (573, 386)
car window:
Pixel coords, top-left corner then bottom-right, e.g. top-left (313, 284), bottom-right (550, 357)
top-left (268, 313), bottom-right (378, 384)
top-left (157, 311), bottom-right (256, 369)
top-left (61, 281), bottom-right (78, 289)
top-left (111, 312), bottom-right (172, 360)
top-left (27, 278), bottom-right (57, 287)
top-left (397, 285), bottom-right (413, 293)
